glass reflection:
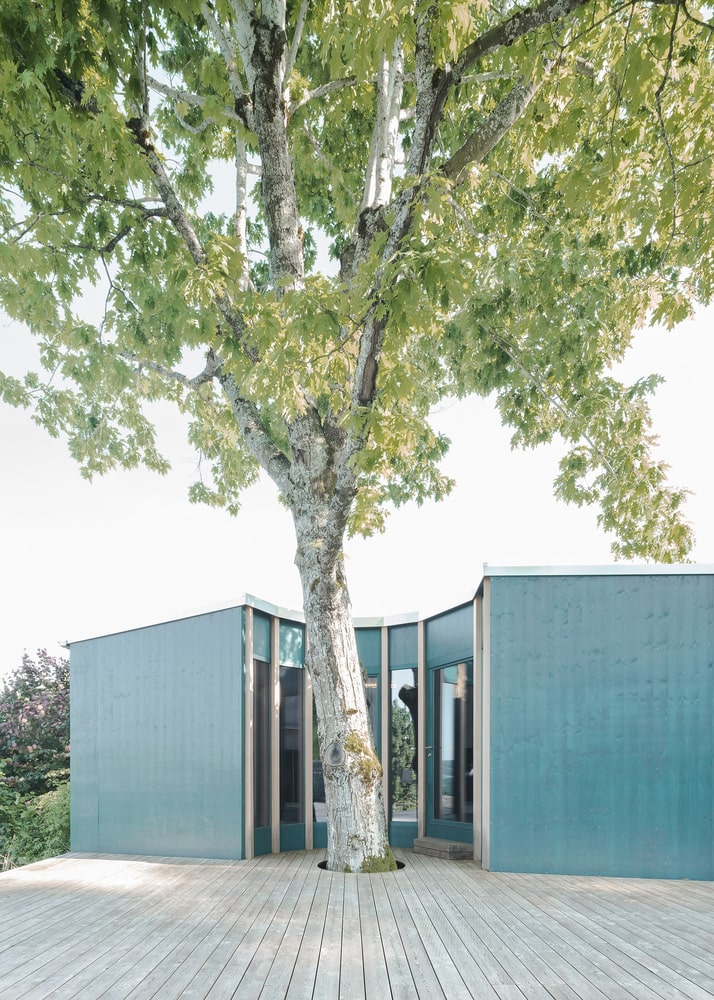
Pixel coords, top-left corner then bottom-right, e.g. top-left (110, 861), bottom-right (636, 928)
top-left (434, 661), bottom-right (473, 824)
top-left (254, 658), bottom-right (271, 829)
top-left (312, 697), bottom-right (326, 823)
top-left (391, 668), bottom-right (418, 823)
top-left (279, 665), bottom-right (304, 824)
top-left (364, 676), bottom-right (379, 747)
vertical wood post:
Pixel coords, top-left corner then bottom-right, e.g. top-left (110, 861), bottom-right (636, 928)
top-left (271, 616), bottom-right (281, 855)
top-left (244, 605), bottom-right (255, 860)
top-left (417, 618), bottom-right (426, 839)
top-left (481, 578), bottom-right (491, 870)
top-left (381, 626), bottom-right (390, 826)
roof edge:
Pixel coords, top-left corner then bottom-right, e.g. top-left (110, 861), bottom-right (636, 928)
top-left (482, 562), bottom-right (714, 577)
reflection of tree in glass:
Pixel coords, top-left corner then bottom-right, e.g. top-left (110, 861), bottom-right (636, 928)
top-left (391, 703), bottom-right (417, 812)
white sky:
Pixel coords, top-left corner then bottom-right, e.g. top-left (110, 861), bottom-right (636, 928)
top-left (1, 304), bottom-right (712, 682)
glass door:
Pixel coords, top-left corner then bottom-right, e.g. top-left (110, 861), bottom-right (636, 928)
top-left (426, 661), bottom-right (474, 842)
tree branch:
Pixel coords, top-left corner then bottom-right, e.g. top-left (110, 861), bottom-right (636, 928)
top-left (407, 0), bottom-right (594, 179)
top-left (301, 124), bottom-right (337, 174)
top-left (360, 39), bottom-right (404, 212)
top-left (283, 0), bottom-right (310, 89)
top-left (456, 0), bottom-right (595, 79)
top-left (442, 76), bottom-right (543, 182)
top-left (250, 15), bottom-right (304, 289)
top-left (219, 371), bottom-right (293, 493)
top-left (228, 0), bottom-right (259, 90)
top-left (201, 0), bottom-right (250, 108)
top-left (654, 2), bottom-right (681, 245)
top-left (126, 115), bottom-right (253, 358)
top-left (121, 349), bottom-right (223, 391)
top-left (148, 76), bottom-right (246, 127)
top-left (289, 76), bottom-right (358, 116)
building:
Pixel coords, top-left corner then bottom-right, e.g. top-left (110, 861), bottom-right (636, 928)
top-left (70, 565), bottom-right (714, 879)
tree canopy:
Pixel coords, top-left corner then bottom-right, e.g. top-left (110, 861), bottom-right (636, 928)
top-left (1, 0), bottom-right (711, 558)
top-left (1, 0), bottom-right (712, 869)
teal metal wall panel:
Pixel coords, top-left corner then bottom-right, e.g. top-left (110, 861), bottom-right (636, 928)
top-left (388, 623), bottom-right (418, 669)
top-left (253, 612), bottom-right (271, 661)
top-left (71, 608), bottom-right (245, 859)
top-left (280, 824), bottom-right (306, 852)
top-left (280, 622), bottom-right (305, 666)
top-left (425, 603), bottom-right (472, 668)
top-left (356, 628), bottom-right (381, 672)
top-left (389, 822), bottom-right (417, 847)
top-left (488, 574), bottom-right (714, 879)
top-left (70, 646), bottom-right (99, 852)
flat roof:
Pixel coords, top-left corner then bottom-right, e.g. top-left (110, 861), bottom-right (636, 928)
top-left (483, 562), bottom-right (714, 577)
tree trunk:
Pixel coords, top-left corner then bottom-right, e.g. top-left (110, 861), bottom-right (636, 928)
top-left (293, 511), bottom-right (395, 873)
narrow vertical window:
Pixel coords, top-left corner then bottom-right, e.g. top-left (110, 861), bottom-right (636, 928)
top-left (312, 697), bottom-right (326, 823)
top-left (253, 657), bottom-right (271, 830)
top-left (279, 665), bottom-right (304, 824)
top-left (434, 661), bottom-right (473, 824)
top-left (390, 668), bottom-right (418, 823)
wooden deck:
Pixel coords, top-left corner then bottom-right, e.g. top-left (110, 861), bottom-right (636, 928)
top-left (1, 849), bottom-right (713, 999)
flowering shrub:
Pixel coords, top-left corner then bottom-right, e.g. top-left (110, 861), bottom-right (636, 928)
top-left (0, 651), bottom-right (69, 797)
top-left (0, 651), bottom-right (70, 869)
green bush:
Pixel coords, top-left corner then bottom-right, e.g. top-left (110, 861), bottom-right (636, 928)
top-left (1, 782), bottom-right (70, 871)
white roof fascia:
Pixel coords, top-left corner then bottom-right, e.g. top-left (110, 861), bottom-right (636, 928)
top-left (482, 562), bottom-right (714, 578)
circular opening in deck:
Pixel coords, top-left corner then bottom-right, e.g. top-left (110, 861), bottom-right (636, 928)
top-left (317, 860), bottom-right (405, 872)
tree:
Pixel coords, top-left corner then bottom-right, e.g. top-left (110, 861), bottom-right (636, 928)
top-left (0, 651), bottom-right (70, 798)
top-left (0, 0), bottom-right (711, 870)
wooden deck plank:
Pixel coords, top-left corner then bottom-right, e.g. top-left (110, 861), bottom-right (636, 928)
top-left (221, 851), bottom-right (318, 1000)
top-left (523, 871), bottom-right (714, 996)
top-left (283, 859), bottom-right (333, 1000)
top-left (310, 868), bottom-right (345, 999)
top-left (392, 863), bottom-right (482, 999)
top-left (398, 860), bottom-right (507, 998)
top-left (486, 873), bottom-right (664, 1000)
top-left (369, 870), bottom-right (420, 998)
top-left (416, 859), bottom-right (616, 1000)
top-left (496, 870), bottom-right (714, 1000)
top-left (133, 862), bottom-right (279, 1000)
top-left (6, 858), bottom-right (219, 998)
top-left (50, 858), bottom-right (276, 1000)
top-left (1, 850), bottom-right (712, 1000)
top-left (176, 855), bottom-right (297, 1000)
top-left (200, 854), bottom-right (303, 999)
top-left (355, 874), bottom-right (392, 999)
top-left (121, 859), bottom-right (284, 1000)
top-left (338, 871), bottom-right (366, 1000)
top-left (381, 870), bottom-right (446, 1000)
top-left (411, 856), bottom-right (582, 999)
top-left (43, 861), bottom-right (255, 1000)
top-left (567, 874), bottom-right (714, 980)
top-left (257, 862), bottom-right (323, 999)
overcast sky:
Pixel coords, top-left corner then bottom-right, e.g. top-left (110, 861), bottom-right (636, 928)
top-left (1, 303), bottom-right (712, 681)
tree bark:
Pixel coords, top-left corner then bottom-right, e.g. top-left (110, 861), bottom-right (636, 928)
top-left (292, 498), bottom-right (394, 872)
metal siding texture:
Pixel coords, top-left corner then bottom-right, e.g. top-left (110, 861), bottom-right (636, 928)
top-left (71, 608), bottom-right (244, 859)
top-left (69, 641), bottom-right (99, 851)
top-left (425, 604), bottom-right (473, 668)
top-left (356, 627), bottom-right (381, 672)
top-left (488, 574), bottom-right (714, 878)
top-left (253, 612), bottom-right (271, 661)
top-left (388, 623), bottom-right (418, 669)
top-left (279, 622), bottom-right (305, 667)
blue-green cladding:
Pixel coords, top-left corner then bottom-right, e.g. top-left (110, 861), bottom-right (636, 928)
top-left (70, 608), bottom-right (244, 859)
top-left (488, 574), bottom-right (714, 879)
